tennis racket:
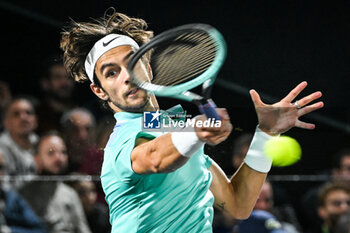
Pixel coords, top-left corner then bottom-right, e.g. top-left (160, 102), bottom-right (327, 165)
top-left (127, 24), bottom-right (227, 121)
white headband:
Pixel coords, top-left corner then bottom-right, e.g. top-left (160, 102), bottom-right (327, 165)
top-left (84, 34), bottom-right (140, 82)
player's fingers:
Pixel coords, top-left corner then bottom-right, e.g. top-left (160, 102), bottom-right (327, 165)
top-left (198, 132), bottom-right (225, 145)
top-left (206, 133), bottom-right (231, 145)
top-left (295, 120), bottom-right (315, 130)
top-left (199, 126), bottom-right (221, 132)
top-left (297, 101), bottom-right (324, 117)
top-left (249, 89), bottom-right (265, 107)
top-left (282, 81), bottom-right (308, 103)
top-left (297, 91), bottom-right (322, 107)
top-left (215, 108), bottom-right (230, 120)
top-left (200, 123), bottom-right (230, 132)
top-left (199, 120), bottom-right (232, 135)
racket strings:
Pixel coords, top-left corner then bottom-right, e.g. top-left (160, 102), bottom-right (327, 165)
top-left (161, 55), bottom-right (214, 86)
top-left (154, 38), bottom-right (214, 73)
top-left (150, 32), bottom-right (217, 86)
top-left (154, 52), bottom-right (214, 85)
top-left (156, 37), bottom-right (216, 72)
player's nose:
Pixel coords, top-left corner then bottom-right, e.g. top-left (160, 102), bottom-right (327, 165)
top-left (122, 67), bottom-right (131, 84)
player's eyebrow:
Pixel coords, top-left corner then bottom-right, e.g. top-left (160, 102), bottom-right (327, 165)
top-left (100, 50), bottom-right (135, 75)
top-left (100, 63), bottom-right (116, 75)
top-left (123, 50), bottom-right (135, 62)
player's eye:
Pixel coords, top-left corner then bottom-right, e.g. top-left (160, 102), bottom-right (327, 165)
top-left (106, 70), bottom-right (119, 78)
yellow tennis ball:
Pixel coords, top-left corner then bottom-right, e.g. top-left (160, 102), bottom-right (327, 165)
top-left (264, 136), bottom-right (302, 167)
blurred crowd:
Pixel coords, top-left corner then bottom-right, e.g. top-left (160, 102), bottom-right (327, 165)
top-left (0, 54), bottom-right (113, 233)
top-left (0, 54), bottom-right (349, 233)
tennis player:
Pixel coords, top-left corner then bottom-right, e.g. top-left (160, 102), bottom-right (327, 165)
top-left (60, 11), bottom-right (324, 232)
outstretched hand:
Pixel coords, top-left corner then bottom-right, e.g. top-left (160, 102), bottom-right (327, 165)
top-left (250, 81), bottom-right (324, 135)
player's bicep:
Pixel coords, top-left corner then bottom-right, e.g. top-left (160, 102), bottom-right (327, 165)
top-left (209, 161), bottom-right (235, 212)
top-left (131, 134), bottom-right (189, 174)
top-left (131, 137), bottom-right (153, 174)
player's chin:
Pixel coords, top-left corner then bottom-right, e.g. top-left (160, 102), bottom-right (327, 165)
top-left (124, 97), bottom-right (149, 112)
top-left (129, 98), bottom-right (148, 109)
top-left (126, 90), bottom-right (148, 103)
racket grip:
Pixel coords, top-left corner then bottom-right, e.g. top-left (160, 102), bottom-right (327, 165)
top-left (199, 99), bottom-right (221, 121)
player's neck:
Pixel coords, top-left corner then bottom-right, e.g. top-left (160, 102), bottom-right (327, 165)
top-left (110, 95), bottom-right (159, 114)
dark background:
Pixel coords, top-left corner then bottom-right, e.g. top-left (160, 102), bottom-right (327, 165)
top-left (1, 0), bottom-right (349, 175)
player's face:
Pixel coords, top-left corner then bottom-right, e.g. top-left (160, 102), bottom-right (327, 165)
top-left (92, 45), bottom-right (151, 113)
top-left (4, 99), bottom-right (37, 136)
top-left (36, 135), bottom-right (68, 174)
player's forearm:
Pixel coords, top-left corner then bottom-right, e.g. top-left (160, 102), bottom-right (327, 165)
top-left (229, 163), bottom-right (267, 218)
top-left (226, 127), bottom-right (274, 218)
top-left (132, 133), bottom-right (190, 174)
top-left (149, 133), bottom-right (191, 173)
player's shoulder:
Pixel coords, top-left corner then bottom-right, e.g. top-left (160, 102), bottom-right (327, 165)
top-left (105, 121), bottom-right (142, 149)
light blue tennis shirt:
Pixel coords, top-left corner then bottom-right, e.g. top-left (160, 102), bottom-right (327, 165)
top-left (101, 109), bottom-right (214, 233)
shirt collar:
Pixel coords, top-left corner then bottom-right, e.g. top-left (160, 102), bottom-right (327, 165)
top-left (114, 111), bottom-right (142, 125)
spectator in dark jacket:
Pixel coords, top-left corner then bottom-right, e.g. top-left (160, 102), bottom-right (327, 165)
top-left (0, 150), bottom-right (47, 233)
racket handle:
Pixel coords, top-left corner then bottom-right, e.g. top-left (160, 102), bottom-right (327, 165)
top-left (199, 99), bottom-right (221, 121)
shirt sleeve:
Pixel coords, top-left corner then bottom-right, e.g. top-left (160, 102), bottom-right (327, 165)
top-left (202, 153), bottom-right (213, 169)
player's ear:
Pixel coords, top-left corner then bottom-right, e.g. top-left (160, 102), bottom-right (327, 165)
top-left (90, 83), bottom-right (108, 101)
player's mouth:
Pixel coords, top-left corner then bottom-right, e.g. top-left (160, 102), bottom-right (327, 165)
top-left (126, 87), bottom-right (140, 97)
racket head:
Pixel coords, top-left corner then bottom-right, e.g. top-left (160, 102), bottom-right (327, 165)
top-left (127, 24), bottom-right (227, 99)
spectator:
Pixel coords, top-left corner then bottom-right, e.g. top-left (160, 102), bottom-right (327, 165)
top-left (70, 178), bottom-right (110, 233)
top-left (301, 149), bottom-right (350, 231)
top-left (332, 149), bottom-right (350, 184)
top-left (315, 181), bottom-right (350, 233)
top-left (60, 108), bottom-right (103, 175)
top-left (36, 54), bottom-right (77, 134)
top-left (254, 181), bottom-right (301, 233)
top-left (61, 108), bottom-right (106, 204)
top-left (0, 151), bottom-right (47, 233)
top-left (94, 115), bottom-right (115, 150)
top-left (18, 132), bottom-right (91, 233)
top-left (0, 97), bottom-right (38, 189)
top-left (231, 133), bottom-right (253, 173)
top-left (334, 210), bottom-right (350, 233)
top-left (234, 210), bottom-right (287, 233)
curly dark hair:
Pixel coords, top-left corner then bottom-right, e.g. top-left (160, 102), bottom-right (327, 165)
top-left (60, 9), bottom-right (153, 83)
